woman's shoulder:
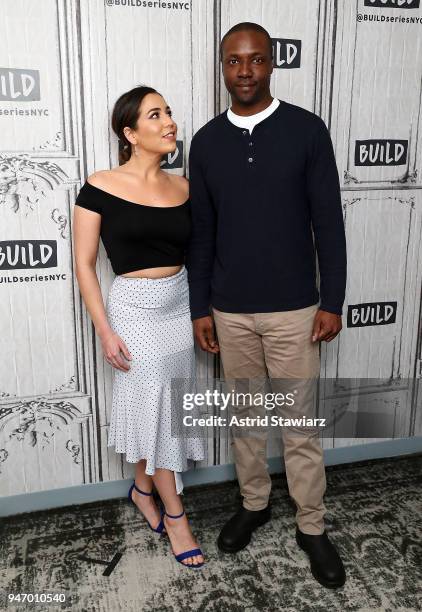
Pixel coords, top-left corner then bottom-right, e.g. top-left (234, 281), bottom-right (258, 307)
top-left (86, 169), bottom-right (118, 190)
top-left (169, 173), bottom-right (188, 186)
top-left (75, 171), bottom-right (111, 214)
top-left (167, 173), bottom-right (189, 198)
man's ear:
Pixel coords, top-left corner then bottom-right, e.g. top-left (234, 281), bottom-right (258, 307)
top-left (268, 51), bottom-right (274, 75)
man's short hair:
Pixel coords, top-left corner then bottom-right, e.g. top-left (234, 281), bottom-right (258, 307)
top-left (220, 22), bottom-right (273, 60)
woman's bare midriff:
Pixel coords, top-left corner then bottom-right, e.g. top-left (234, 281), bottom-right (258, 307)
top-left (120, 265), bottom-right (182, 279)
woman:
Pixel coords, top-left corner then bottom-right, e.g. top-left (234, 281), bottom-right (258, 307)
top-left (73, 85), bottom-right (205, 569)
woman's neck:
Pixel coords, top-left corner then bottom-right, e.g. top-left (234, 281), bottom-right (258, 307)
top-left (122, 151), bottom-right (164, 182)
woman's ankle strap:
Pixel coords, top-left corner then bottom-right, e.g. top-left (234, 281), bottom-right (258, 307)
top-left (165, 509), bottom-right (185, 519)
top-left (133, 482), bottom-right (153, 496)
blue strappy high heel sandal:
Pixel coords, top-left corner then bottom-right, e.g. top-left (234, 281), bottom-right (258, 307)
top-left (164, 509), bottom-right (204, 569)
top-left (128, 481), bottom-right (165, 534)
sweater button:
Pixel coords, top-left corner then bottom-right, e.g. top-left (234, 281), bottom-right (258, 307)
top-left (248, 157), bottom-right (254, 163)
top-left (242, 130), bottom-right (248, 135)
top-left (249, 142), bottom-right (253, 146)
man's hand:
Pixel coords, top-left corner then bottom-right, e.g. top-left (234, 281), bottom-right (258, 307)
top-left (312, 309), bottom-right (342, 343)
top-left (193, 316), bottom-right (220, 353)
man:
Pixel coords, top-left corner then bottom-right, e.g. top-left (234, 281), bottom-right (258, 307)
top-left (186, 22), bottom-right (347, 588)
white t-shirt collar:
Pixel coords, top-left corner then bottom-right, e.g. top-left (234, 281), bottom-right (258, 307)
top-left (227, 98), bottom-right (280, 134)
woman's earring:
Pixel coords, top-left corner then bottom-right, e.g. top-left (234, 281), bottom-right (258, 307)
top-left (134, 143), bottom-right (139, 157)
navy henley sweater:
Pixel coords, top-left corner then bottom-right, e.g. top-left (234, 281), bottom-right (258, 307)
top-left (186, 99), bottom-right (347, 320)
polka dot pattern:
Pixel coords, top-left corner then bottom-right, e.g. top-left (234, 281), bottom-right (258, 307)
top-left (105, 266), bottom-right (205, 494)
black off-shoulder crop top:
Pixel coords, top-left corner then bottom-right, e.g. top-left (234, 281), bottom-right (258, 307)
top-left (74, 181), bottom-right (191, 275)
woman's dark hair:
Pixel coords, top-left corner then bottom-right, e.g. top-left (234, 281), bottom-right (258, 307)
top-left (111, 85), bottom-right (158, 164)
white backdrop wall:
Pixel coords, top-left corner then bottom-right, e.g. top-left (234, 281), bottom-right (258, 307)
top-left (1, 0), bottom-right (422, 498)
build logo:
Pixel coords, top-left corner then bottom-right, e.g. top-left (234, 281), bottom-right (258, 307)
top-left (364, 0), bottom-right (420, 8)
top-left (347, 302), bottom-right (397, 328)
top-left (0, 241), bottom-right (57, 270)
top-left (355, 140), bottom-right (408, 166)
top-left (0, 68), bottom-right (40, 101)
top-left (271, 39), bottom-right (301, 69)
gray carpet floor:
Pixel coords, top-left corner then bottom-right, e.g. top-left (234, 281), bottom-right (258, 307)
top-left (1, 454), bottom-right (422, 612)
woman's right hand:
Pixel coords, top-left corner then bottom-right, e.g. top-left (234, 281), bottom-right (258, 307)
top-left (100, 331), bottom-right (132, 371)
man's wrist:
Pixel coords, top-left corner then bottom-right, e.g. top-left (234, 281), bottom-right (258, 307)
top-left (190, 309), bottom-right (211, 321)
top-left (319, 304), bottom-right (343, 316)
top-left (190, 305), bottom-right (211, 321)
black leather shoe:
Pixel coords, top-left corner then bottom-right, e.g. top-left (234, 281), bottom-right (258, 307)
top-left (217, 505), bottom-right (271, 553)
top-left (296, 527), bottom-right (346, 588)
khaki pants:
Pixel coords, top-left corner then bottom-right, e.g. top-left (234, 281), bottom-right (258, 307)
top-left (212, 304), bottom-right (327, 535)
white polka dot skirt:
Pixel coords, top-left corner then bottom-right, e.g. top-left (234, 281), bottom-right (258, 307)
top-left (105, 266), bottom-right (205, 494)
